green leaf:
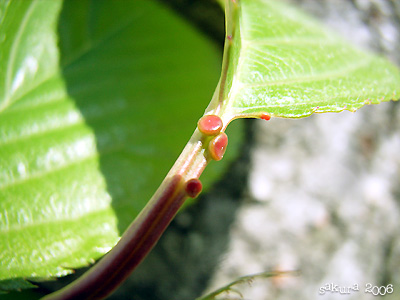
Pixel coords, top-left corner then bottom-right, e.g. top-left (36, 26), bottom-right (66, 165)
top-left (0, 0), bottom-right (227, 288)
top-left (214, 0), bottom-right (400, 120)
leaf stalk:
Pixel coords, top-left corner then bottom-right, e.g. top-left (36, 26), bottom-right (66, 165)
top-left (41, 129), bottom-right (213, 300)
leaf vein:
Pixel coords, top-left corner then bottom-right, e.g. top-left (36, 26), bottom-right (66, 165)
top-left (1, 0), bottom-right (37, 113)
top-left (0, 206), bottom-right (112, 234)
top-left (238, 57), bottom-right (371, 88)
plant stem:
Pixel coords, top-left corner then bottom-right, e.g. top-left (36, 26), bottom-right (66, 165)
top-left (41, 129), bottom-right (211, 300)
top-left (204, 0), bottom-right (238, 120)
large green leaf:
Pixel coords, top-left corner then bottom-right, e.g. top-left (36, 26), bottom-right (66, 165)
top-left (0, 0), bottom-right (227, 288)
top-left (214, 0), bottom-right (400, 121)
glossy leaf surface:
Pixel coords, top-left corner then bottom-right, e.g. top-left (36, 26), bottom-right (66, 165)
top-left (216, 0), bottom-right (400, 120)
top-left (0, 0), bottom-right (224, 287)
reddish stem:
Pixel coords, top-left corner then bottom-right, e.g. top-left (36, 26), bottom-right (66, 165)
top-left (42, 175), bottom-right (186, 300)
top-left (41, 129), bottom-right (213, 300)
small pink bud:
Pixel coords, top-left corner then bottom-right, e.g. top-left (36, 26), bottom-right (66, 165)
top-left (208, 132), bottom-right (228, 161)
top-left (197, 115), bottom-right (223, 136)
top-left (185, 178), bottom-right (203, 198)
